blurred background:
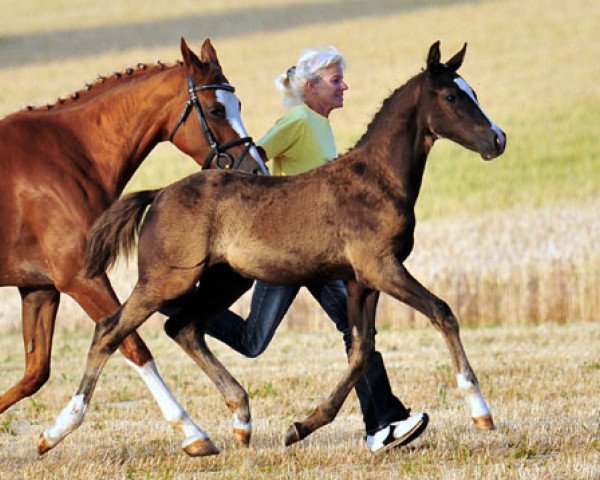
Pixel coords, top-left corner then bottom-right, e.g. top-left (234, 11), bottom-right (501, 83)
top-left (0, 0), bottom-right (598, 331)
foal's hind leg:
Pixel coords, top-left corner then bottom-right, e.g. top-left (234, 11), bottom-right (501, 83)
top-left (40, 273), bottom-right (218, 456)
top-left (64, 271), bottom-right (207, 454)
top-left (164, 265), bottom-right (254, 448)
top-left (375, 262), bottom-right (494, 430)
top-left (0, 287), bottom-right (59, 414)
top-left (285, 282), bottom-right (377, 446)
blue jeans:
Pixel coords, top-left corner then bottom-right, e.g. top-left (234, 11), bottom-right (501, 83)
top-left (205, 279), bottom-right (410, 435)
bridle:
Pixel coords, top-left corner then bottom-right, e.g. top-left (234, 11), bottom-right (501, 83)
top-left (169, 75), bottom-right (268, 174)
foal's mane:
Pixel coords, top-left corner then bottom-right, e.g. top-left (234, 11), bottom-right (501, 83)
top-left (351, 71), bottom-right (424, 151)
top-left (22, 60), bottom-right (184, 112)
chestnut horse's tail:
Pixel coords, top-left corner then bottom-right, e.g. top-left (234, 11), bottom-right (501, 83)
top-left (85, 189), bottom-right (160, 278)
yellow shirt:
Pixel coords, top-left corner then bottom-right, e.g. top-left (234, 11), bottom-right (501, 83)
top-left (258, 104), bottom-right (337, 176)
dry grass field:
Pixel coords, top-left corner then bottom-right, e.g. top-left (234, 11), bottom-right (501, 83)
top-left (1, 0), bottom-right (599, 478)
top-left (1, 322), bottom-right (599, 479)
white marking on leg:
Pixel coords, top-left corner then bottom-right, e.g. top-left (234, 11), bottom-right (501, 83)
top-left (456, 373), bottom-right (491, 418)
top-left (42, 394), bottom-right (87, 448)
top-left (232, 412), bottom-right (252, 433)
top-left (454, 76), bottom-right (506, 146)
top-left (127, 360), bottom-right (209, 447)
top-left (217, 89), bottom-right (269, 174)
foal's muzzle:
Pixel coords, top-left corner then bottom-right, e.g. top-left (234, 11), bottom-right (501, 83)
top-left (482, 129), bottom-right (507, 160)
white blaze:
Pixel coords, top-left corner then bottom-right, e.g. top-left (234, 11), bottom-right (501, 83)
top-left (217, 88), bottom-right (269, 174)
top-left (454, 77), bottom-right (505, 145)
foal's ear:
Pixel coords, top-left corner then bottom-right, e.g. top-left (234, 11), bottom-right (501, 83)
top-left (200, 38), bottom-right (221, 67)
top-left (445, 43), bottom-right (467, 72)
top-left (426, 41), bottom-right (442, 71)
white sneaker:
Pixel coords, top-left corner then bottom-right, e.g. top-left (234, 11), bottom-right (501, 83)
top-left (366, 412), bottom-right (429, 454)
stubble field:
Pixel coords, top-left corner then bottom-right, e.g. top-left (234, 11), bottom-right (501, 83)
top-left (1, 322), bottom-right (599, 479)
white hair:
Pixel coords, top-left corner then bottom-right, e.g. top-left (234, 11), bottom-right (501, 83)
top-left (274, 46), bottom-right (346, 108)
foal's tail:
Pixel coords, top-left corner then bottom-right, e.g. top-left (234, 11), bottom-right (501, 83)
top-left (85, 189), bottom-right (160, 278)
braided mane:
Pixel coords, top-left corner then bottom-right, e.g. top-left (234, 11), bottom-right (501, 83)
top-left (23, 60), bottom-right (184, 111)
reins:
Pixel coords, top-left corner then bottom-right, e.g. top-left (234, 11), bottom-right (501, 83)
top-left (169, 75), bottom-right (268, 173)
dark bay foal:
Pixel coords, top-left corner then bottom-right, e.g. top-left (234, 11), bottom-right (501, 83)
top-left (41, 41), bottom-right (506, 456)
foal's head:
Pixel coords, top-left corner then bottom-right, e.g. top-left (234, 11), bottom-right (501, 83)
top-left (420, 41), bottom-right (506, 160)
top-left (169, 38), bottom-right (267, 174)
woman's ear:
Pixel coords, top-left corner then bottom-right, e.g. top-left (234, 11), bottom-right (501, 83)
top-left (304, 79), bottom-right (318, 97)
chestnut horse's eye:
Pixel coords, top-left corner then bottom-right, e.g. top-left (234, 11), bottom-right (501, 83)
top-left (445, 94), bottom-right (457, 103)
top-left (210, 105), bottom-right (226, 118)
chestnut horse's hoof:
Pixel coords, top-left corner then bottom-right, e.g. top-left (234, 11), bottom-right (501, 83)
top-left (233, 428), bottom-right (251, 447)
top-left (472, 414), bottom-right (495, 430)
top-left (183, 438), bottom-right (220, 457)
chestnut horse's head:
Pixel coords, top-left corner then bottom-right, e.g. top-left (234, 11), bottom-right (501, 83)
top-left (421, 41), bottom-right (506, 160)
top-left (169, 38), bottom-right (268, 174)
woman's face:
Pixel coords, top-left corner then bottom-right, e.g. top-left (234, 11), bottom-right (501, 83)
top-left (305, 64), bottom-right (348, 117)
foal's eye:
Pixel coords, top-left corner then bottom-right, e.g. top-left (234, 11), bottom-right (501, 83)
top-left (445, 94), bottom-right (457, 103)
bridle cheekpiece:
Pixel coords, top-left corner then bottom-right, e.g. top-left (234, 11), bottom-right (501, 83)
top-left (169, 75), bottom-right (268, 173)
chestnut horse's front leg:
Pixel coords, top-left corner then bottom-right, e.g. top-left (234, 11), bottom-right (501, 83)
top-left (0, 287), bottom-right (60, 414)
top-left (376, 261), bottom-right (494, 430)
top-left (284, 281), bottom-right (377, 446)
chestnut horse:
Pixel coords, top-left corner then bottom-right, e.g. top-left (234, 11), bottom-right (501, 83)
top-left (41, 41), bottom-right (506, 456)
top-left (0, 38), bottom-right (266, 456)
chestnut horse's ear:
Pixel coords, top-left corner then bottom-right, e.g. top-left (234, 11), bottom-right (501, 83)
top-left (180, 37), bottom-right (203, 72)
top-left (426, 41), bottom-right (441, 71)
top-left (200, 38), bottom-right (220, 67)
top-left (445, 43), bottom-right (467, 72)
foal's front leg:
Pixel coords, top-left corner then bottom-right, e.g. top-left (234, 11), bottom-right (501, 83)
top-left (165, 320), bottom-right (252, 448)
top-left (379, 263), bottom-right (494, 429)
top-left (285, 281), bottom-right (377, 446)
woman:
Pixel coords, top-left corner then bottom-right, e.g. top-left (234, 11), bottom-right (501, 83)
top-left (205, 46), bottom-right (428, 453)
